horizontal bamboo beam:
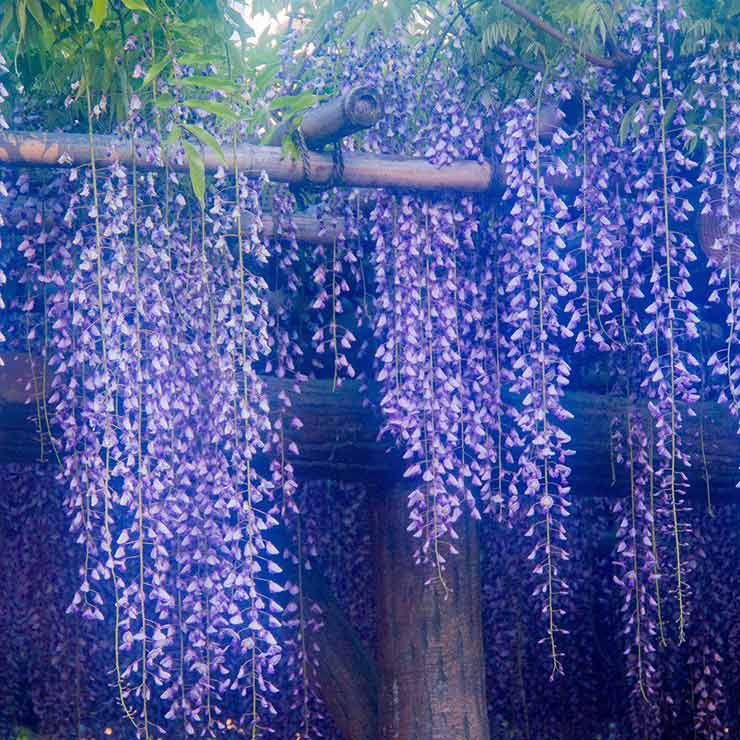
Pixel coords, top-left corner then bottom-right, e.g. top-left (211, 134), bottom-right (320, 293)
top-left (268, 84), bottom-right (383, 149)
top-left (1, 353), bottom-right (738, 499)
top-left (4, 196), bottom-right (343, 245)
top-left (0, 130), bottom-right (494, 193)
top-left (261, 212), bottom-right (342, 244)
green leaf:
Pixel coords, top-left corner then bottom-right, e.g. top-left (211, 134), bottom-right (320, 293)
top-left (183, 140), bottom-right (206, 208)
top-left (281, 134), bottom-right (300, 162)
top-left (183, 99), bottom-right (239, 123)
top-left (164, 124), bottom-right (181, 149)
top-left (225, 5), bottom-right (254, 40)
top-left (270, 92), bottom-right (325, 113)
top-left (26, 0), bottom-right (48, 31)
top-left (254, 61), bottom-right (280, 92)
top-left (121, 0), bottom-right (151, 11)
top-left (179, 76), bottom-right (238, 93)
top-left (183, 123), bottom-right (226, 165)
top-left (153, 93), bottom-right (177, 108)
top-left (177, 52), bottom-right (218, 67)
top-left (143, 54), bottom-right (171, 87)
top-left (90, 0), bottom-right (108, 29)
top-left (16, 0), bottom-right (27, 42)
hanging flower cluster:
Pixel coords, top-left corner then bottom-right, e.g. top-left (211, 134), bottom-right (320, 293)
top-left (3, 2), bottom-right (740, 738)
top-left (310, 188), bottom-right (365, 388)
top-left (612, 412), bottom-right (663, 707)
top-left (277, 479), bottom-right (374, 738)
top-left (496, 81), bottom-right (576, 676)
top-left (623, 0), bottom-right (702, 643)
top-left (687, 526), bottom-right (727, 740)
top-left (7, 88), bottom-right (291, 734)
top-left (0, 465), bottom-right (120, 738)
top-left (570, 74), bottom-right (631, 352)
top-left (0, 51), bottom-right (8, 358)
top-left (695, 41), bottom-right (740, 483)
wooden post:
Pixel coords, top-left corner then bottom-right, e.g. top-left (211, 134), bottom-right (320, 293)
top-left (0, 130), bottom-right (493, 193)
top-left (374, 485), bottom-right (490, 740)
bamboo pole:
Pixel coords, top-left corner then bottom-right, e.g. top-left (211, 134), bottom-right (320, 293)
top-left (260, 212), bottom-right (343, 244)
top-left (267, 84), bottom-right (383, 149)
top-left (5, 197), bottom-right (343, 245)
top-left (0, 130), bottom-right (494, 193)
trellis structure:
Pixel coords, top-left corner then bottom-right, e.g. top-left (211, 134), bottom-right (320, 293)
top-left (1, 87), bottom-right (739, 740)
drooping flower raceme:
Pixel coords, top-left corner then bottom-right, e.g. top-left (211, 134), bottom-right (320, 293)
top-left (496, 83), bottom-right (576, 677)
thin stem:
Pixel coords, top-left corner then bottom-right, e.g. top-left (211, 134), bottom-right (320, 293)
top-left (41, 239), bottom-right (63, 467)
top-left (648, 420), bottom-right (667, 647)
top-left (131, 130), bottom-right (151, 740)
top-left (534, 72), bottom-right (561, 678)
top-left (232, 132), bottom-right (260, 739)
top-left (296, 514), bottom-right (311, 738)
top-left (424, 209), bottom-right (449, 599)
top-left (25, 303), bottom-right (45, 462)
top-left (581, 94), bottom-right (592, 339)
top-left (722, 94), bottom-right (739, 414)
top-left (626, 404), bottom-right (649, 703)
top-left (656, 12), bottom-right (686, 643)
top-left (492, 264), bottom-right (506, 519)
top-left (331, 232), bottom-right (339, 391)
top-left (86, 81), bottom-right (136, 727)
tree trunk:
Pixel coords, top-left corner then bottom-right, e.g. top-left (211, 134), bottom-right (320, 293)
top-left (374, 485), bottom-right (490, 740)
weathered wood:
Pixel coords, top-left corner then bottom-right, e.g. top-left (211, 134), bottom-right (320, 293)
top-left (374, 485), bottom-right (490, 740)
top-left (0, 353), bottom-right (389, 482)
top-left (2, 354), bottom-right (739, 496)
top-left (5, 200), bottom-right (343, 245)
top-left (301, 566), bottom-right (378, 740)
top-left (0, 130), bottom-right (494, 193)
top-left (268, 84), bottom-right (382, 149)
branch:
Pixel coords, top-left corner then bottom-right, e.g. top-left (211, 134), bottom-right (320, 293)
top-left (418, 0), bottom-right (482, 103)
top-left (267, 85), bottom-right (383, 150)
top-left (500, 0), bottom-right (631, 70)
top-left (492, 44), bottom-right (545, 74)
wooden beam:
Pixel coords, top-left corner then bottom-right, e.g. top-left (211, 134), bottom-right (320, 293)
top-left (301, 566), bottom-right (378, 740)
top-left (0, 353), bottom-right (386, 482)
top-left (4, 198), bottom-right (343, 245)
top-left (1, 353), bottom-right (738, 496)
top-left (0, 130), bottom-right (494, 193)
top-left (267, 84), bottom-right (383, 149)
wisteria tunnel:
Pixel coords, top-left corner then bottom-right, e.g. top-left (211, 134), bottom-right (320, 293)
top-left (1, 1), bottom-right (740, 739)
